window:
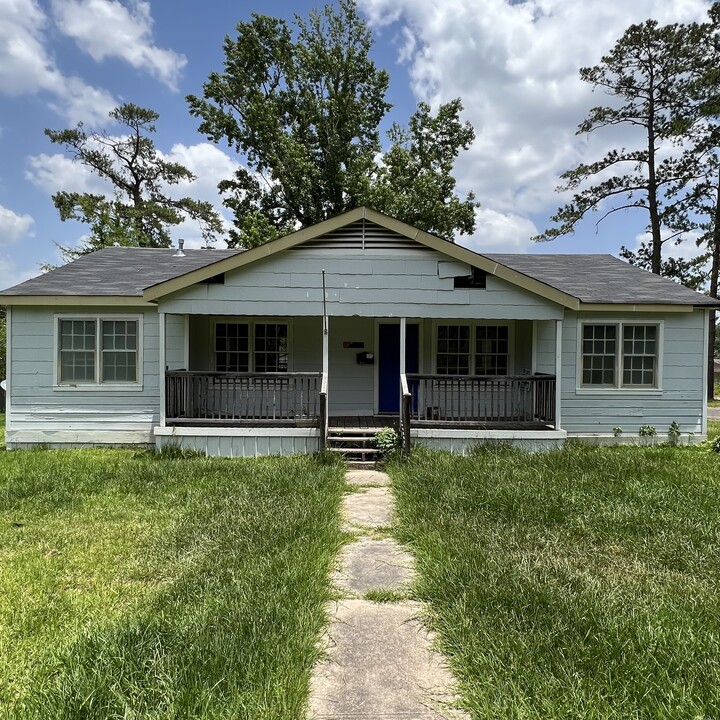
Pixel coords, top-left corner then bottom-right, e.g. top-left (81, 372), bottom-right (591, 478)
top-left (216, 323), bottom-right (249, 372)
top-left (437, 325), bottom-right (470, 375)
top-left (475, 325), bottom-right (509, 375)
top-left (57, 316), bottom-right (140, 386)
top-left (214, 321), bottom-right (289, 372)
top-left (436, 323), bottom-right (510, 375)
top-left (580, 322), bottom-right (660, 389)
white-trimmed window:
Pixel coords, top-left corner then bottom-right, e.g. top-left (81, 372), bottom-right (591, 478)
top-left (580, 322), bottom-right (660, 389)
top-left (214, 321), bottom-right (289, 372)
top-left (436, 323), bottom-right (510, 375)
top-left (57, 316), bottom-right (141, 385)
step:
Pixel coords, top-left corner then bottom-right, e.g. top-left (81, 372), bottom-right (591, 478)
top-left (328, 447), bottom-right (382, 455)
top-left (328, 435), bottom-right (377, 443)
top-left (328, 428), bottom-right (381, 436)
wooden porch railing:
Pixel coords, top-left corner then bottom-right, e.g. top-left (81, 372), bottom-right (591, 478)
top-left (401, 373), bottom-right (412, 455)
top-left (405, 373), bottom-right (556, 426)
top-left (319, 372), bottom-right (328, 450)
top-left (165, 371), bottom-right (323, 425)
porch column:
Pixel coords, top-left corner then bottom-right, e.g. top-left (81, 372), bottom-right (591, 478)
top-left (399, 317), bottom-right (407, 409)
top-left (159, 311), bottom-right (166, 427)
top-left (555, 318), bottom-right (562, 430)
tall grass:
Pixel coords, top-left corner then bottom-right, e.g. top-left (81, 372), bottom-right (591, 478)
top-left (0, 450), bottom-right (345, 719)
top-left (390, 444), bottom-right (720, 718)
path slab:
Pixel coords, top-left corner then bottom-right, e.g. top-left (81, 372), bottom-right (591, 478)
top-left (342, 487), bottom-right (394, 529)
top-left (309, 599), bottom-right (466, 720)
top-left (345, 468), bottom-right (391, 486)
top-left (334, 537), bottom-right (415, 594)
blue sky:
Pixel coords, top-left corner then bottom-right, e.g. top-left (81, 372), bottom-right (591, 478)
top-left (0, 0), bottom-right (714, 290)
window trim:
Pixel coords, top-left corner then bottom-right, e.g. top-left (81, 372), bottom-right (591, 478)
top-left (211, 318), bottom-right (293, 373)
top-left (431, 320), bottom-right (515, 375)
top-left (576, 319), bottom-right (664, 395)
top-left (54, 313), bottom-right (144, 391)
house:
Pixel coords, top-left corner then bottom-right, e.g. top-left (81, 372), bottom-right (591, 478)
top-left (1, 207), bottom-right (717, 456)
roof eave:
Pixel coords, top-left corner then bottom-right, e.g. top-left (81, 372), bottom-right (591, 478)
top-left (0, 295), bottom-right (153, 307)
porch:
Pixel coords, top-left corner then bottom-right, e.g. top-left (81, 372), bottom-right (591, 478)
top-left (157, 313), bottom-right (564, 455)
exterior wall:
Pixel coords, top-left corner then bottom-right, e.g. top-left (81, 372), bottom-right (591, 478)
top-left (154, 427), bottom-right (320, 457)
top-left (7, 305), bottom-right (160, 448)
top-left (535, 319), bottom-right (557, 374)
top-left (166, 314), bottom-right (186, 370)
top-left (560, 309), bottom-right (707, 437)
top-left (157, 244), bottom-right (563, 320)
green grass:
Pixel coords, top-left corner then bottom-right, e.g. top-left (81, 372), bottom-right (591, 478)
top-left (0, 449), bottom-right (345, 719)
top-left (389, 444), bottom-right (720, 718)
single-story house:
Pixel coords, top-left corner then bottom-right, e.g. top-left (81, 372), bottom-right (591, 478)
top-left (1, 207), bottom-right (717, 456)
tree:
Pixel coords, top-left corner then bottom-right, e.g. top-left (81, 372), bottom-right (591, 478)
top-left (368, 100), bottom-right (477, 239)
top-left (46, 103), bottom-right (223, 259)
top-left (535, 19), bottom-right (694, 274)
top-left (188, 0), bottom-right (477, 247)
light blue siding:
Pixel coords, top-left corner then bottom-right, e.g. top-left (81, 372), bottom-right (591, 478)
top-left (560, 310), bottom-right (706, 435)
top-left (155, 432), bottom-right (321, 457)
top-left (158, 245), bottom-right (562, 320)
top-left (8, 306), bottom-right (160, 447)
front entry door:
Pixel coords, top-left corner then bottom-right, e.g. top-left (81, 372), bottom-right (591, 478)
top-left (378, 323), bottom-right (419, 414)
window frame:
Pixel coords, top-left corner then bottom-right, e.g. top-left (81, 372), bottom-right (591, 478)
top-left (54, 314), bottom-right (144, 391)
top-left (576, 319), bottom-right (664, 394)
top-left (432, 321), bottom-right (514, 376)
top-left (211, 318), bottom-right (293, 373)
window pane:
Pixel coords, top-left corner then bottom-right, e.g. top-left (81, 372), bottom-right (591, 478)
top-left (437, 325), bottom-right (470, 376)
top-left (581, 324), bottom-right (617, 386)
top-left (254, 324), bottom-right (288, 372)
top-left (621, 325), bottom-right (657, 386)
top-left (101, 320), bottom-right (138, 383)
top-left (474, 325), bottom-right (509, 377)
top-left (59, 320), bottom-right (96, 383)
top-left (215, 323), bottom-right (249, 371)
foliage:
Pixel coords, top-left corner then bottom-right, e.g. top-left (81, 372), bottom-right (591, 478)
top-left (667, 420), bottom-right (681, 446)
top-left (46, 103), bottom-right (223, 260)
top-left (638, 424), bottom-right (657, 437)
top-left (612, 426), bottom-right (623, 437)
top-left (0, 450), bottom-right (345, 718)
top-left (390, 445), bottom-right (720, 716)
top-left (374, 427), bottom-right (399, 454)
top-left (534, 19), bottom-right (696, 275)
top-left (188, 0), bottom-right (477, 247)
top-left (712, 435), bottom-right (720, 452)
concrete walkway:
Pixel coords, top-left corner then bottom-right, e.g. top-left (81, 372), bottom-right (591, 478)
top-left (308, 468), bottom-right (467, 720)
top-left (708, 406), bottom-right (720, 420)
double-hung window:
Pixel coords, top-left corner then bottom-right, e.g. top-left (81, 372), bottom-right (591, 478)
top-left (57, 317), bottom-right (140, 385)
top-left (215, 321), bottom-right (289, 372)
top-left (436, 323), bottom-right (510, 375)
top-left (580, 322), bottom-right (660, 389)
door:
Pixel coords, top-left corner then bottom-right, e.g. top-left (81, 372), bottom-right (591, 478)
top-left (378, 323), bottom-right (419, 413)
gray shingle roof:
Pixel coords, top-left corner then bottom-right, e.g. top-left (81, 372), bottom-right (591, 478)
top-left (483, 253), bottom-right (718, 306)
top-left (0, 247), bottom-right (242, 297)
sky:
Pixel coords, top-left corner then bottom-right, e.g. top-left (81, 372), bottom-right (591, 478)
top-left (0, 0), bottom-right (715, 291)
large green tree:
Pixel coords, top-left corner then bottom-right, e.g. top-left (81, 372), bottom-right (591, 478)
top-left (187, 0), bottom-right (477, 247)
top-left (534, 19), bottom-right (694, 275)
top-left (46, 103), bottom-right (223, 259)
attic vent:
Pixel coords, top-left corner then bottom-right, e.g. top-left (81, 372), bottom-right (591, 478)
top-left (173, 239), bottom-right (186, 258)
top-left (201, 273), bottom-right (225, 285)
top-left (454, 267), bottom-right (487, 288)
top-left (302, 220), bottom-right (418, 250)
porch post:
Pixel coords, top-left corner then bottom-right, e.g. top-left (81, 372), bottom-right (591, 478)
top-left (159, 311), bottom-right (166, 427)
top-left (555, 318), bottom-right (562, 430)
top-left (702, 309), bottom-right (710, 437)
top-left (399, 317), bottom-right (407, 375)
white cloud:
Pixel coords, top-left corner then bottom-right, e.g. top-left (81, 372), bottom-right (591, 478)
top-left (51, 0), bottom-right (187, 90)
top-left (358, 0), bottom-right (712, 252)
top-left (0, 205), bottom-right (34, 244)
top-left (25, 152), bottom-right (112, 195)
top-left (0, 0), bottom-right (115, 123)
top-left (0, 255), bottom-right (39, 292)
top-left (458, 207), bottom-right (538, 254)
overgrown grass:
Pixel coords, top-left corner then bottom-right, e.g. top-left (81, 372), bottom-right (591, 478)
top-left (390, 444), bottom-right (720, 718)
top-left (0, 449), bottom-right (345, 719)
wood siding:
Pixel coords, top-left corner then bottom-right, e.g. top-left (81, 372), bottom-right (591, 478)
top-left (7, 306), bottom-right (160, 446)
top-left (157, 242), bottom-right (563, 320)
top-left (560, 310), bottom-right (706, 435)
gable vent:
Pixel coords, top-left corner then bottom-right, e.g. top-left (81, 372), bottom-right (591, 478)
top-left (302, 219), bottom-right (419, 250)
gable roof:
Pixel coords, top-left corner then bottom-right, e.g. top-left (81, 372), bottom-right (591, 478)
top-left (1, 207), bottom-right (717, 309)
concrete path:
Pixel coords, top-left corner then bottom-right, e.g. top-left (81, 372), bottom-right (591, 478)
top-left (708, 406), bottom-right (720, 420)
top-left (309, 468), bottom-right (467, 720)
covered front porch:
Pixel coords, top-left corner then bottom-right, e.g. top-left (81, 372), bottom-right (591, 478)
top-left (156, 314), bottom-right (564, 455)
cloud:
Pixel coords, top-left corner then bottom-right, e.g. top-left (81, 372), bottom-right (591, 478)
top-left (0, 205), bottom-right (34, 244)
top-left (458, 207), bottom-right (538, 254)
top-left (357, 0), bottom-right (712, 253)
top-left (25, 152), bottom-right (112, 195)
top-left (0, 255), bottom-right (39, 292)
top-left (51, 0), bottom-right (187, 90)
top-left (0, 0), bottom-right (115, 123)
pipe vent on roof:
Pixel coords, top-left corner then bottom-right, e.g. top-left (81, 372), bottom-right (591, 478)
top-left (173, 239), bottom-right (186, 258)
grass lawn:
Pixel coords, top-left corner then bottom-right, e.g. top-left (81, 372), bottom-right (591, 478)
top-left (0, 449), bottom-right (345, 719)
top-left (390, 443), bottom-right (720, 718)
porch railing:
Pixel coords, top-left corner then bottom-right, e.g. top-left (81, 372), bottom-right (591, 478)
top-left (405, 373), bottom-right (556, 426)
top-left (165, 371), bottom-right (323, 425)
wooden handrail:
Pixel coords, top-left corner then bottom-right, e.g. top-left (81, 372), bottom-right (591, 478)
top-left (400, 373), bottom-right (411, 455)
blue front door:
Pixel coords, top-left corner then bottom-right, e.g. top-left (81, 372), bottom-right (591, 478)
top-left (378, 323), bottom-right (419, 413)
